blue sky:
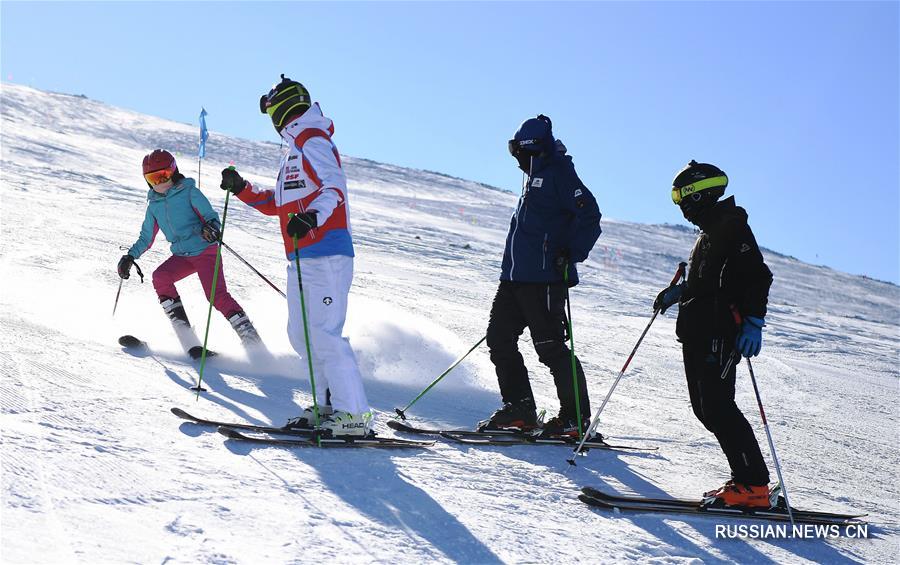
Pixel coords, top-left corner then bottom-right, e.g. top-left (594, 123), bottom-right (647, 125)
top-left (2, 1), bottom-right (898, 283)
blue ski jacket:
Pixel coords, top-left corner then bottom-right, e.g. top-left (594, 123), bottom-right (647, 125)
top-left (499, 151), bottom-right (602, 285)
top-left (128, 177), bottom-right (220, 259)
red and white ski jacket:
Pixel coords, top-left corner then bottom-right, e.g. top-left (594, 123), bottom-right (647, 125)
top-left (237, 103), bottom-right (353, 260)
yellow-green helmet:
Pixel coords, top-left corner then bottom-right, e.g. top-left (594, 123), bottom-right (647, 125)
top-left (259, 74), bottom-right (311, 132)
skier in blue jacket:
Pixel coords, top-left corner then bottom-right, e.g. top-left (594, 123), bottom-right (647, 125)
top-left (481, 115), bottom-right (603, 437)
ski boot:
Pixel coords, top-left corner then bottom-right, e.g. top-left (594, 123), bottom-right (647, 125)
top-left (227, 310), bottom-right (261, 346)
top-left (160, 296), bottom-right (213, 359)
top-left (319, 410), bottom-right (373, 437)
top-left (477, 398), bottom-right (538, 432)
top-left (538, 414), bottom-right (597, 440)
top-left (702, 481), bottom-right (771, 508)
top-left (161, 295), bottom-right (190, 327)
top-left (285, 404), bottom-right (334, 429)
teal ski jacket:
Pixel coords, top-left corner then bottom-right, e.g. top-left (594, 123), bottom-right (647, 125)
top-left (128, 178), bottom-right (220, 259)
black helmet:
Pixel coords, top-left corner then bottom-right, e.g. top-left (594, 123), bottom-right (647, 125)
top-left (672, 160), bottom-right (728, 224)
top-left (671, 160), bottom-right (728, 203)
top-left (260, 74), bottom-right (311, 132)
top-left (508, 114), bottom-right (555, 157)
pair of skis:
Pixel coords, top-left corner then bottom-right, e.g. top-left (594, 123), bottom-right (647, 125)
top-left (171, 408), bottom-right (432, 449)
top-left (119, 335), bottom-right (216, 361)
top-left (579, 486), bottom-right (866, 525)
top-left (386, 420), bottom-right (656, 451)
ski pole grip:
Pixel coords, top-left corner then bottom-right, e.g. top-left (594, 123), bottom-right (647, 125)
top-left (287, 213), bottom-right (300, 246)
top-left (669, 261), bottom-right (687, 286)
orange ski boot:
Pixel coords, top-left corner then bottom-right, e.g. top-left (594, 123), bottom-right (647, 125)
top-left (705, 482), bottom-right (771, 508)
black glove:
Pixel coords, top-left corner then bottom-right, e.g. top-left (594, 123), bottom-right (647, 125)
top-left (201, 220), bottom-right (221, 243)
top-left (220, 167), bottom-right (246, 195)
top-left (117, 254), bottom-right (135, 279)
top-left (286, 212), bottom-right (318, 239)
top-left (653, 283), bottom-right (684, 314)
top-left (554, 249), bottom-right (571, 275)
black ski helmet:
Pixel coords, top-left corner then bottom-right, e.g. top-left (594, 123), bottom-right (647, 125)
top-left (671, 160), bottom-right (728, 204)
top-left (260, 74), bottom-right (311, 132)
top-left (508, 114), bottom-right (555, 158)
top-left (671, 160), bottom-right (728, 224)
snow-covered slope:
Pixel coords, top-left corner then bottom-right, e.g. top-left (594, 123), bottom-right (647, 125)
top-left (1, 83), bottom-right (897, 563)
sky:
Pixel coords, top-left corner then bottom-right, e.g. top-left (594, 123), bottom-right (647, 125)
top-left (2, 1), bottom-right (898, 283)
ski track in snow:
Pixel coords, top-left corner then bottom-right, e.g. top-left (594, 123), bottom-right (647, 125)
top-left (1, 83), bottom-right (898, 563)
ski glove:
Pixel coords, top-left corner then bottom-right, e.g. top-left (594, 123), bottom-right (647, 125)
top-left (653, 283), bottom-right (684, 314)
top-left (220, 167), bottom-right (246, 195)
top-left (117, 254), bottom-right (135, 279)
top-left (736, 316), bottom-right (764, 358)
top-left (286, 212), bottom-right (318, 239)
top-left (201, 220), bottom-right (221, 243)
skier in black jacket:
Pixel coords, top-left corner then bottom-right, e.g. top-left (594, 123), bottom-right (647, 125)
top-left (481, 115), bottom-right (603, 437)
top-left (655, 160), bottom-right (774, 508)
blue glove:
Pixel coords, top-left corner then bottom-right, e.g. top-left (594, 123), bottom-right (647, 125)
top-left (653, 283), bottom-right (683, 314)
top-left (736, 316), bottom-right (765, 357)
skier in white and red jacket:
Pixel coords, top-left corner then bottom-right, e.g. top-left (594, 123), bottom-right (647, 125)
top-left (220, 75), bottom-right (369, 437)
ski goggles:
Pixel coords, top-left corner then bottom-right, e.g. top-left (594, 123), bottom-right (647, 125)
top-left (507, 138), bottom-right (540, 157)
top-left (671, 175), bottom-right (728, 204)
top-left (144, 165), bottom-right (177, 186)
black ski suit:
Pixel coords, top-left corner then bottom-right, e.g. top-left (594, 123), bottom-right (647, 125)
top-left (487, 150), bottom-right (602, 422)
top-left (677, 196), bottom-right (773, 486)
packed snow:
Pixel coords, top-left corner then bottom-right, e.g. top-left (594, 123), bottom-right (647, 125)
top-left (1, 83), bottom-right (898, 563)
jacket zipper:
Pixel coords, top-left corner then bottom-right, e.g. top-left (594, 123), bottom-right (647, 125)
top-left (510, 177), bottom-right (529, 280)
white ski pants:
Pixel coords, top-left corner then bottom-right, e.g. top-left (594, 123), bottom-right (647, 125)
top-left (286, 254), bottom-right (369, 414)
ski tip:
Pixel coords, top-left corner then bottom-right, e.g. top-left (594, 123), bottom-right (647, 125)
top-left (171, 407), bottom-right (190, 419)
top-left (217, 426), bottom-right (243, 439)
top-left (188, 346), bottom-right (217, 360)
top-left (118, 334), bottom-right (145, 348)
top-left (386, 420), bottom-right (405, 431)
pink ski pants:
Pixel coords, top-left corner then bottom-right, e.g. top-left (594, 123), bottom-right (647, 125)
top-left (152, 245), bottom-right (242, 317)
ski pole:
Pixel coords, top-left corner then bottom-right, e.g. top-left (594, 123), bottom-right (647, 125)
top-left (563, 265), bottom-right (584, 440)
top-left (393, 335), bottom-right (486, 420)
top-left (195, 189), bottom-right (232, 397)
top-left (289, 215), bottom-right (322, 445)
top-left (113, 260), bottom-right (143, 316)
top-left (746, 358), bottom-right (795, 528)
top-left (112, 278), bottom-right (124, 316)
top-left (568, 261), bottom-right (687, 464)
top-left (221, 241), bottom-right (286, 299)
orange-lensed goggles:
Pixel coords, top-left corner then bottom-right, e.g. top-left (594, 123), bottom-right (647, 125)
top-left (144, 165), bottom-right (176, 186)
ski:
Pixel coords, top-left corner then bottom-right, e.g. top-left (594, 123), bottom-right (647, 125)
top-left (119, 335), bottom-right (217, 360)
top-left (440, 432), bottom-right (654, 451)
top-left (387, 420), bottom-right (520, 437)
top-left (217, 426), bottom-right (433, 449)
top-left (119, 334), bottom-right (147, 349)
top-left (387, 420), bottom-right (655, 451)
top-left (171, 407), bottom-right (314, 435)
top-left (579, 487), bottom-right (866, 525)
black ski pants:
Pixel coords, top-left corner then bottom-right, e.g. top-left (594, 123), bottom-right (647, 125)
top-left (486, 281), bottom-right (590, 421)
top-left (683, 339), bottom-right (770, 485)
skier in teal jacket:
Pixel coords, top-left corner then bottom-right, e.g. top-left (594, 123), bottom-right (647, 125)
top-left (117, 149), bottom-right (260, 348)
